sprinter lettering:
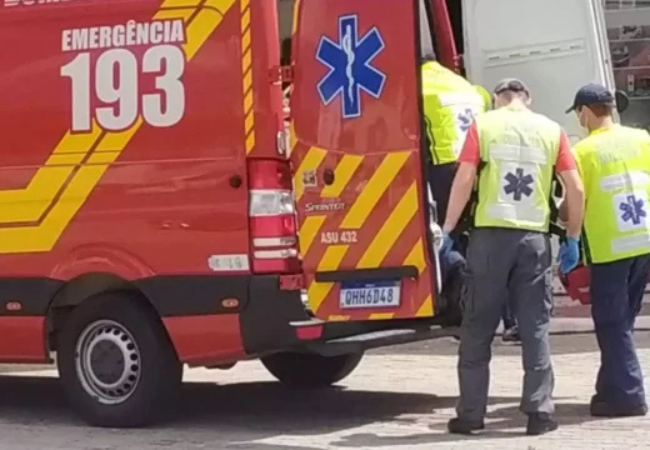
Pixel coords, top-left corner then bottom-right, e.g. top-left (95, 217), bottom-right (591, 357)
top-left (61, 45), bottom-right (186, 132)
top-left (61, 20), bottom-right (185, 52)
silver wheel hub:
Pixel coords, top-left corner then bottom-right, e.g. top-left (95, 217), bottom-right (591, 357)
top-left (74, 320), bottom-right (141, 405)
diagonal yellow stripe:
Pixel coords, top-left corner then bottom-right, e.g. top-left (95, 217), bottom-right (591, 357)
top-left (320, 155), bottom-right (363, 198)
top-left (182, 5), bottom-right (229, 60)
top-left (291, 0), bottom-right (301, 36)
top-left (416, 294), bottom-right (434, 317)
top-left (154, 8), bottom-right (195, 21)
top-left (308, 245), bottom-right (348, 313)
top-left (245, 132), bottom-right (255, 154)
top-left (369, 313), bottom-right (396, 320)
top-left (404, 239), bottom-right (426, 274)
top-left (293, 147), bottom-right (326, 201)
top-left (299, 216), bottom-right (326, 256)
top-left (340, 151), bottom-right (410, 229)
top-left (45, 154), bottom-right (85, 166)
top-left (328, 315), bottom-right (351, 322)
top-left (357, 182), bottom-right (419, 269)
top-left (0, 123), bottom-right (102, 223)
top-left (0, 1), bottom-right (237, 253)
top-left (161, 0), bottom-right (202, 6)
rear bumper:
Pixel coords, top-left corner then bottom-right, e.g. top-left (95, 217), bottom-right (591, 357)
top-left (239, 276), bottom-right (459, 357)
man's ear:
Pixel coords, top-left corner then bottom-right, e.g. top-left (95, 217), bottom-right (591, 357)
top-left (524, 96), bottom-right (532, 106)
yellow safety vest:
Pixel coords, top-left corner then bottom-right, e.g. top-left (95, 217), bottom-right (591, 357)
top-left (421, 61), bottom-right (486, 165)
top-left (574, 124), bottom-right (650, 264)
top-left (473, 106), bottom-right (561, 232)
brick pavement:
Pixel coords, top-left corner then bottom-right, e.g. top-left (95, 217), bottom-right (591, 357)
top-left (0, 334), bottom-right (646, 449)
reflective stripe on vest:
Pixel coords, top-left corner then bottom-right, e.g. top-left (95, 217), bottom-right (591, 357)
top-left (473, 107), bottom-right (560, 233)
top-left (421, 62), bottom-right (485, 165)
top-left (575, 125), bottom-right (650, 264)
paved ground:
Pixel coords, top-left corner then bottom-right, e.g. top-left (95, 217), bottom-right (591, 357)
top-left (0, 331), bottom-right (648, 449)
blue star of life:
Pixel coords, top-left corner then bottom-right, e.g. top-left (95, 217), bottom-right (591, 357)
top-left (503, 168), bottom-right (534, 201)
top-left (620, 194), bottom-right (647, 225)
top-left (458, 108), bottom-right (475, 133)
top-left (316, 14), bottom-right (386, 119)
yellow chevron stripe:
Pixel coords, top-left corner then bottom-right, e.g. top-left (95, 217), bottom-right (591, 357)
top-left (404, 239), bottom-right (426, 274)
top-left (327, 315), bottom-right (351, 322)
top-left (153, 8), bottom-right (195, 21)
top-left (0, 124), bottom-right (102, 224)
top-left (298, 216), bottom-right (326, 256)
top-left (357, 182), bottom-right (419, 268)
top-left (320, 155), bottom-right (363, 198)
top-left (307, 244), bottom-right (348, 313)
top-left (416, 294), bottom-right (434, 317)
top-left (369, 313), bottom-right (396, 320)
top-left (340, 151), bottom-right (410, 229)
top-left (0, 2), bottom-right (236, 253)
top-left (161, 0), bottom-right (202, 6)
top-left (45, 154), bottom-right (85, 166)
top-left (293, 146), bottom-right (326, 200)
top-left (87, 151), bottom-right (122, 165)
top-left (240, 0), bottom-right (255, 155)
top-left (291, 0), bottom-right (301, 36)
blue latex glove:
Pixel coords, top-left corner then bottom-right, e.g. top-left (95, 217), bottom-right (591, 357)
top-left (558, 237), bottom-right (580, 275)
top-left (440, 231), bottom-right (454, 256)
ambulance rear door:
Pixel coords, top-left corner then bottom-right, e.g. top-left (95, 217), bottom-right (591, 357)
top-left (290, 0), bottom-right (438, 322)
top-left (461, 0), bottom-right (615, 144)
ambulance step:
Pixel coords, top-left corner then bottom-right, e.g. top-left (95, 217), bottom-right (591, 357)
top-left (306, 325), bottom-right (459, 357)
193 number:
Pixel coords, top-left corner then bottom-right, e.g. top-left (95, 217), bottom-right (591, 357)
top-left (61, 45), bottom-right (186, 132)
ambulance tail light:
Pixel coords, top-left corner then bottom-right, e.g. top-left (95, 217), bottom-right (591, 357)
top-left (248, 160), bottom-right (301, 274)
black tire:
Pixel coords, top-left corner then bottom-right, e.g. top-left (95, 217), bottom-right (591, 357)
top-left (57, 292), bottom-right (182, 428)
top-left (261, 351), bottom-right (363, 388)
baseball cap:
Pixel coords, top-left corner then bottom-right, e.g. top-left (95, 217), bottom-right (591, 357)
top-left (493, 78), bottom-right (530, 97)
top-left (565, 83), bottom-right (614, 113)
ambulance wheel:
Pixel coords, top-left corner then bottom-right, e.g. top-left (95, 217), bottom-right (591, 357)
top-left (261, 351), bottom-right (363, 388)
top-left (57, 292), bottom-right (183, 428)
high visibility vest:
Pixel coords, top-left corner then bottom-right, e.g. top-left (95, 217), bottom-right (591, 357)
top-left (421, 61), bottom-right (486, 165)
top-left (574, 124), bottom-right (650, 264)
top-left (473, 106), bottom-right (561, 232)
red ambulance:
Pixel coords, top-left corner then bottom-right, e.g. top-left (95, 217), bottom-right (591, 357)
top-left (0, 0), bottom-right (464, 427)
top-left (0, 0), bottom-right (627, 429)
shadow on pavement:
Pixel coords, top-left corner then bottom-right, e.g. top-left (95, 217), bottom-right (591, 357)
top-left (0, 375), bottom-right (515, 445)
top-left (330, 400), bottom-right (602, 447)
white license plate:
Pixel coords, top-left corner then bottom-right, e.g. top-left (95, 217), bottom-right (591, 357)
top-left (339, 280), bottom-right (401, 309)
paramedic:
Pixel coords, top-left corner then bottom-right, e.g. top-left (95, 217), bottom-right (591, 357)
top-left (565, 83), bottom-right (649, 418)
top-left (421, 54), bottom-right (487, 227)
top-left (440, 79), bottom-right (585, 435)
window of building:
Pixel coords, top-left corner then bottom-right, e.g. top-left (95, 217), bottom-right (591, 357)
top-left (603, 0), bottom-right (650, 130)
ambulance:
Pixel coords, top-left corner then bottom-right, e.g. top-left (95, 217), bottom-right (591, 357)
top-left (0, 0), bottom-right (620, 428)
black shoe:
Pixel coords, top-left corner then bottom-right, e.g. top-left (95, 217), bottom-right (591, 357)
top-left (526, 413), bottom-right (558, 436)
top-left (502, 327), bottom-right (521, 343)
top-left (590, 398), bottom-right (648, 417)
top-left (447, 417), bottom-right (485, 435)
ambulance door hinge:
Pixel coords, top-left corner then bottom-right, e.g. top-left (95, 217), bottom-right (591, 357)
top-left (269, 65), bottom-right (294, 84)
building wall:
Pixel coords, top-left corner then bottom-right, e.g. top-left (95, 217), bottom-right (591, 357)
top-left (603, 0), bottom-right (650, 131)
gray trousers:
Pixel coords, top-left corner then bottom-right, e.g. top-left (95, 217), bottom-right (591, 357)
top-left (456, 228), bottom-right (555, 421)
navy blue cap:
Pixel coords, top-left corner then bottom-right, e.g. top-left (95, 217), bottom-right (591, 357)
top-left (566, 83), bottom-right (615, 113)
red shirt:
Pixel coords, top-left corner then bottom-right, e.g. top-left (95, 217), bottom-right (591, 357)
top-left (458, 123), bottom-right (576, 172)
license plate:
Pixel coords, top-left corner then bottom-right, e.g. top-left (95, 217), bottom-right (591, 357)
top-left (339, 280), bottom-right (401, 309)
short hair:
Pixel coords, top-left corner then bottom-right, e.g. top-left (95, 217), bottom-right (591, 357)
top-left (496, 90), bottom-right (528, 103)
top-left (583, 103), bottom-right (614, 118)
